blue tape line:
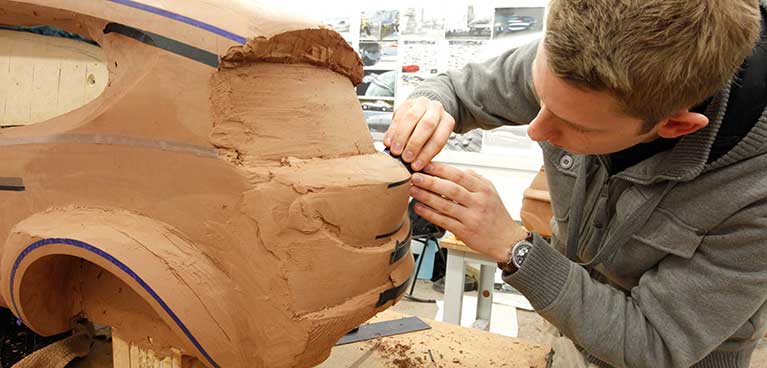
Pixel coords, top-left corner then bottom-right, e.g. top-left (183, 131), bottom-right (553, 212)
top-left (107, 0), bottom-right (247, 44)
top-left (10, 238), bottom-right (221, 368)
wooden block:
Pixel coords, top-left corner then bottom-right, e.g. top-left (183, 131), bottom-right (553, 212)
top-left (440, 234), bottom-right (478, 254)
top-left (520, 167), bottom-right (553, 237)
top-left (112, 330), bottom-right (188, 368)
top-left (112, 332), bottom-right (131, 368)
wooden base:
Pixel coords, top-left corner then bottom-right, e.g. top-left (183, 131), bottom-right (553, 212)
top-left (74, 311), bottom-right (550, 368)
top-left (111, 331), bottom-right (201, 368)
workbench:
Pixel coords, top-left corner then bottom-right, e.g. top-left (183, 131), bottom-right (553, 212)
top-left (439, 235), bottom-right (501, 329)
top-left (71, 310), bottom-right (550, 368)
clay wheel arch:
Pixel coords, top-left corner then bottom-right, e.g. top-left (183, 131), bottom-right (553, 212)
top-left (0, 1), bottom-right (414, 368)
top-left (3, 208), bottom-right (231, 367)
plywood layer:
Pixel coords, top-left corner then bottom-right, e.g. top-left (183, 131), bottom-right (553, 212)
top-left (0, 30), bottom-right (107, 127)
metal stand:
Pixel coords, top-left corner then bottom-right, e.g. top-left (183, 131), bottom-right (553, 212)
top-left (403, 235), bottom-right (445, 304)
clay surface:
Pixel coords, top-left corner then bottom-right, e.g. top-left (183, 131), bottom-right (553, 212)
top-left (0, 1), bottom-right (413, 367)
top-left (220, 28), bottom-right (364, 85)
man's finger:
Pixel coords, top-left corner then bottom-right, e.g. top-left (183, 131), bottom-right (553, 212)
top-left (385, 99), bottom-right (414, 146)
top-left (411, 113), bottom-right (454, 171)
top-left (423, 163), bottom-right (484, 193)
top-left (389, 98), bottom-right (428, 155)
top-left (413, 203), bottom-right (463, 233)
top-left (412, 172), bottom-right (472, 206)
top-left (402, 100), bottom-right (443, 163)
top-left (410, 186), bottom-right (467, 221)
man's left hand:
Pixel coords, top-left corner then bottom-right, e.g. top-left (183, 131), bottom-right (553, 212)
top-left (410, 163), bottom-right (529, 263)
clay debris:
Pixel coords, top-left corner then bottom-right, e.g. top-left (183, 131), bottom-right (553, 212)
top-left (220, 28), bottom-right (364, 85)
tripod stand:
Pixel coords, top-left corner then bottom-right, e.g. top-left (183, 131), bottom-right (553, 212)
top-left (403, 200), bottom-right (447, 304)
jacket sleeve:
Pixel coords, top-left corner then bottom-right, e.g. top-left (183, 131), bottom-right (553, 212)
top-left (407, 40), bottom-right (541, 133)
top-left (504, 201), bottom-right (767, 368)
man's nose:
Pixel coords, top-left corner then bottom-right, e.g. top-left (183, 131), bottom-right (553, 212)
top-left (527, 109), bottom-right (559, 142)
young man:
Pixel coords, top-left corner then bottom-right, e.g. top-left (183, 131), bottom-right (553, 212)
top-left (384, 1), bottom-right (767, 367)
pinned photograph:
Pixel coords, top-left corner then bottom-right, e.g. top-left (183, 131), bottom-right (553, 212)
top-left (357, 69), bottom-right (397, 98)
top-left (493, 7), bottom-right (545, 39)
top-left (444, 1), bottom-right (493, 40)
top-left (401, 7), bottom-right (446, 38)
top-left (359, 41), bottom-right (399, 69)
top-left (359, 97), bottom-right (395, 135)
top-left (447, 39), bottom-right (487, 71)
top-left (322, 16), bottom-right (353, 45)
top-left (401, 40), bottom-right (441, 75)
top-left (360, 9), bottom-right (400, 41)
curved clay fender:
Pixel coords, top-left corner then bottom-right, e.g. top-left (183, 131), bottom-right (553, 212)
top-left (0, 1), bottom-right (414, 367)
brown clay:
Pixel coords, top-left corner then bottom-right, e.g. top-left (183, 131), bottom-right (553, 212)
top-left (0, 1), bottom-right (414, 367)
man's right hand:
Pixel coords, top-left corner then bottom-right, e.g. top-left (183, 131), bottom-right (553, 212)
top-left (383, 97), bottom-right (456, 172)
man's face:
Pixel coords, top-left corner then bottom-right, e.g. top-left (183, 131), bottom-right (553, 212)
top-left (529, 43), bottom-right (659, 155)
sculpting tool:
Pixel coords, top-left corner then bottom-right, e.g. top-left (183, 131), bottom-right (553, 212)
top-left (384, 147), bottom-right (416, 174)
top-left (335, 316), bottom-right (431, 345)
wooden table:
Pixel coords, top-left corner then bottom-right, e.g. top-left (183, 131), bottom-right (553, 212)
top-left (439, 235), bottom-right (499, 329)
top-left (72, 310), bottom-right (550, 368)
top-left (318, 310), bottom-right (551, 368)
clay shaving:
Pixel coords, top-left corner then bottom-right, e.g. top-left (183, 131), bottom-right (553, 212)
top-left (220, 28), bottom-right (364, 85)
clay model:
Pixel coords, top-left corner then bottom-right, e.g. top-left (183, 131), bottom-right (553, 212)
top-left (0, 1), bottom-right (414, 367)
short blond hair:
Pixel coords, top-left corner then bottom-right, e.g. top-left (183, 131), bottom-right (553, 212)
top-left (545, 0), bottom-right (761, 130)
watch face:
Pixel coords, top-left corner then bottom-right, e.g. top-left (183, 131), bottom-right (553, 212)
top-left (512, 242), bottom-right (533, 268)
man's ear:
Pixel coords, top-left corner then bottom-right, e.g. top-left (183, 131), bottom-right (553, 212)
top-left (656, 111), bottom-right (710, 139)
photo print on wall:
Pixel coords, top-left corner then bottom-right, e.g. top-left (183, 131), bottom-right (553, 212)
top-left (401, 7), bottom-right (446, 39)
top-left (444, 0), bottom-right (493, 40)
top-left (360, 9), bottom-right (400, 41)
top-left (493, 7), bottom-right (545, 39)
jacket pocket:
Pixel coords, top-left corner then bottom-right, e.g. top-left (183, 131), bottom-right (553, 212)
top-left (617, 186), bottom-right (704, 259)
top-left (603, 186), bottom-right (704, 281)
top-left (632, 214), bottom-right (703, 259)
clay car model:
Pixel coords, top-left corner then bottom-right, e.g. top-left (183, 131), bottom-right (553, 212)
top-left (0, 1), bottom-right (413, 367)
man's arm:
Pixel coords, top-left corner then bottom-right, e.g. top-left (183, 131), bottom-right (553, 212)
top-left (409, 162), bottom-right (766, 367)
top-left (407, 40), bottom-right (541, 133)
top-left (384, 40), bottom-right (542, 171)
top-left (506, 202), bottom-right (767, 367)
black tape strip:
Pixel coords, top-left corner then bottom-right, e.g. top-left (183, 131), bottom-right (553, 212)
top-left (384, 148), bottom-right (416, 174)
top-left (0, 177), bottom-right (24, 191)
top-left (389, 229), bottom-right (412, 264)
top-left (103, 23), bottom-right (219, 67)
top-left (375, 221), bottom-right (404, 240)
top-left (376, 273), bottom-right (414, 307)
top-left (387, 178), bottom-right (410, 189)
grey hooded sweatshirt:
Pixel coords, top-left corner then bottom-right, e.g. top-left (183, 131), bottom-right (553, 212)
top-left (408, 34), bottom-right (767, 368)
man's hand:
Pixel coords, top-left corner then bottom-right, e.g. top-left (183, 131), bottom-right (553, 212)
top-left (384, 97), bottom-right (455, 172)
top-left (409, 163), bottom-right (529, 263)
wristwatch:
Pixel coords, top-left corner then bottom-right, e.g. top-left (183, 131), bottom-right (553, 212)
top-left (497, 232), bottom-right (534, 274)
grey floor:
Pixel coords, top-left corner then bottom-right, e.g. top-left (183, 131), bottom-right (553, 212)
top-left (391, 279), bottom-right (767, 368)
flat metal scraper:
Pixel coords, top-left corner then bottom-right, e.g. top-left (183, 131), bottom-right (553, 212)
top-left (335, 317), bottom-right (431, 345)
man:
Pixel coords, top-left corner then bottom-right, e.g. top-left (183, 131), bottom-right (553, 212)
top-left (384, 1), bottom-right (767, 367)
